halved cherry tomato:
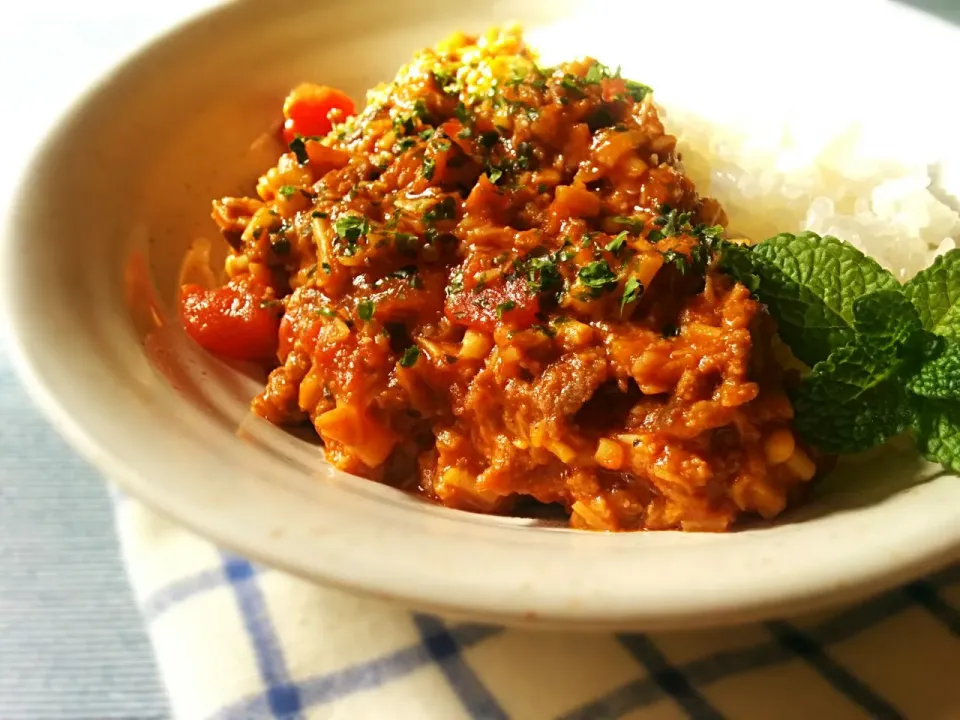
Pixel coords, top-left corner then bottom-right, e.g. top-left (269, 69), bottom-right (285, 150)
top-left (281, 83), bottom-right (356, 145)
top-left (444, 277), bottom-right (540, 331)
top-left (180, 281), bottom-right (281, 362)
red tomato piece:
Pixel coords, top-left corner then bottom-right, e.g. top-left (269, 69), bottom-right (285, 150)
top-left (180, 281), bottom-right (281, 362)
top-left (444, 277), bottom-right (540, 331)
top-left (281, 83), bottom-right (356, 145)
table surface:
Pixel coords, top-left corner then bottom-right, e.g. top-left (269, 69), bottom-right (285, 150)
top-left (1, 2), bottom-right (958, 719)
top-left (0, 5), bottom-right (216, 718)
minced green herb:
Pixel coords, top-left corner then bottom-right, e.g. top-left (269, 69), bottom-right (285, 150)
top-left (620, 277), bottom-right (643, 314)
top-left (424, 197), bottom-right (456, 222)
top-left (399, 345), bottom-right (421, 368)
top-left (496, 300), bottom-right (516, 319)
top-left (334, 214), bottom-right (369, 242)
top-left (357, 300), bottom-right (375, 321)
top-left (605, 232), bottom-right (628, 254)
top-left (578, 260), bottom-right (618, 292)
top-left (422, 156), bottom-right (436, 180)
top-left (289, 136), bottom-right (309, 165)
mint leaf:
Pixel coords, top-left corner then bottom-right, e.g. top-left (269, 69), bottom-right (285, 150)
top-left (791, 290), bottom-right (921, 454)
top-left (903, 248), bottom-right (960, 339)
top-left (793, 345), bottom-right (914, 454)
top-left (719, 233), bottom-right (899, 366)
top-left (849, 289), bottom-right (922, 351)
top-left (908, 339), bottom-right (960, 400)
top-left (915, 400), bottom-right (960, 472)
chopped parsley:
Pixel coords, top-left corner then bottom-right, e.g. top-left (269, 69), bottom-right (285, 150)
top-left (487, 165), bottom-right (504, 184)
top-left (454, 102), bottom-right (471, 125)
top-left (289, 136), bottom-right (309, 165)
top-left (399, 345), bottom-right (421, 368)
top-left (613, 216), bottom-right (645, 233)
top-left (496, 300), bottom-right (516, 319)
top-left (311, 211), bottom-right (329, 219)
top-left (584, 63), bottom-right (605, 84)
top-left (394, 137), bottom-right (417, 153)
top-left (620, 277), bottom-right (643, 314)
top-left (578, 260), bottom-right (618, 292)
top-left (412, 99), bottom-right (430, 121)
top-left (560, 74), bottom-right (585, 96)
top-left (422, 156), bottom-right (436, 180)
top-left (522, 254), bottom-right (564, 294)
top-left (321, 262), bottom-right (332, 275)
top-left (446, 270), bottom-right (465, 296)
top-left (278, 185), bottom-right (297, 198)
top-left (393, 114), bottom-right (416, 136)
top-left (357, 300), bottom-right (375, 321)
top-left (625, 80), bottom-right (652, 102)
top-left (662, 249), bottom-right (689, 274)
top-left (424, 196), bottom-right (457, 222)
top-left (605, 232), bottom-right (628, 254)
top-left (388, 265), bottom-right (423, 288)
top-left (317, 307), bottom-right (337, 318)
top-left (334, 214), bottom-right (369, 242)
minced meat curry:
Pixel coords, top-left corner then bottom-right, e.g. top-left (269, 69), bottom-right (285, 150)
top-left (180, 26), bottom-right (821, 531)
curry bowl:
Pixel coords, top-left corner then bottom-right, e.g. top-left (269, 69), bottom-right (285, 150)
top-left (3, 0), bottom-right (960, 629)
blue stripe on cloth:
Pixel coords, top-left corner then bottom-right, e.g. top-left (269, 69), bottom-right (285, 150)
top-left (903, 581), bottom-right (960, 636)
top-left (561, 582), bottom-right (924, 720)
top-left (764, 621), bottom-right (903, 719)
top-left (412, 615), bottom-right (508, 720)
top-left (616, 634), bottom-right (723, 719)
top-left (221, 553), bottom-right (303, 719)
top-left (141, 567), bottom-right (227, 622)
top-left (213, 623), bottom-right (502, 720)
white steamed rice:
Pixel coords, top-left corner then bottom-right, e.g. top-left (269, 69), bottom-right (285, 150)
top-left (669, 111), bottom-right (960, 281)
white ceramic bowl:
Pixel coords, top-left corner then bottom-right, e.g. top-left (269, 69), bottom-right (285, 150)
top-left (3, 0), bottom-right (960, 630)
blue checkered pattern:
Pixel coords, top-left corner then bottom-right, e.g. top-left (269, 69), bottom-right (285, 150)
top-left (122, 492), bottom-right (960, 720)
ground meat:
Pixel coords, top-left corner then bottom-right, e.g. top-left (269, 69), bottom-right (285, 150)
top-left (182, 26), bottom-right (822, 531)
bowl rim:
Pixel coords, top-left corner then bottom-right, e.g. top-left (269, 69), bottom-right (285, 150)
top-left (3, 0), bottom-right (960, 631)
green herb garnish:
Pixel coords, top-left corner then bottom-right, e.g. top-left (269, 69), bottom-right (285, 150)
top-left (334, 214), bottom-right (369, 243)
top-left (357, 300), bottom-right (375, 321)
top-left (422, 156), bottom-right (436, 180)
top-left (578, 261), bottom-right (618, 292)
top-left (289, 136), bottom-right (309, 165)
top-left (620, 277), bottom-right (643, 314)
top-left (720, 233), bottom-right (960, 471)
top-left (496, 300), bottom-right (516, 319)
top-left (605, 232), bottom-right (628, 254)
top-left (399, 345), bottom-right (421, 368)
top-left (424, 197), bottom-right (456, 222)
top-left (278, 185), bottom-right (297, 198)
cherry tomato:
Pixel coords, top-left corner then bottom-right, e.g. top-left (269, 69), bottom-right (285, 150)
top-left (281, 83), bottom-right (356, 145)
top-left (444, 277), bottom-right (540, 331)
top-left (180, 281), bottom-right (281, 362)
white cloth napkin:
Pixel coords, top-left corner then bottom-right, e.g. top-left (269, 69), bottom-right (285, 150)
top-left (115, 495), bottom-right (960, 720)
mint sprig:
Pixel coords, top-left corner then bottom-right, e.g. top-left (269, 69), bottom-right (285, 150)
top-left (719, 236), bottom-right (960, 472)
top-left (719, 233), bottom-right (899, 366)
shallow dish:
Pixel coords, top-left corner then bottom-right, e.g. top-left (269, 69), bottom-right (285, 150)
top-left (3, 0), bottom-right (960, 630)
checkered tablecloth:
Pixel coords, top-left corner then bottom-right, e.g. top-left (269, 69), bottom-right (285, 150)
top-left (115, 486), bottom-right (960, 720)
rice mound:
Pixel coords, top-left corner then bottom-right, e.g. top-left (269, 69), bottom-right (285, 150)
top-left (670, 112), bottom-right (960, 281)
